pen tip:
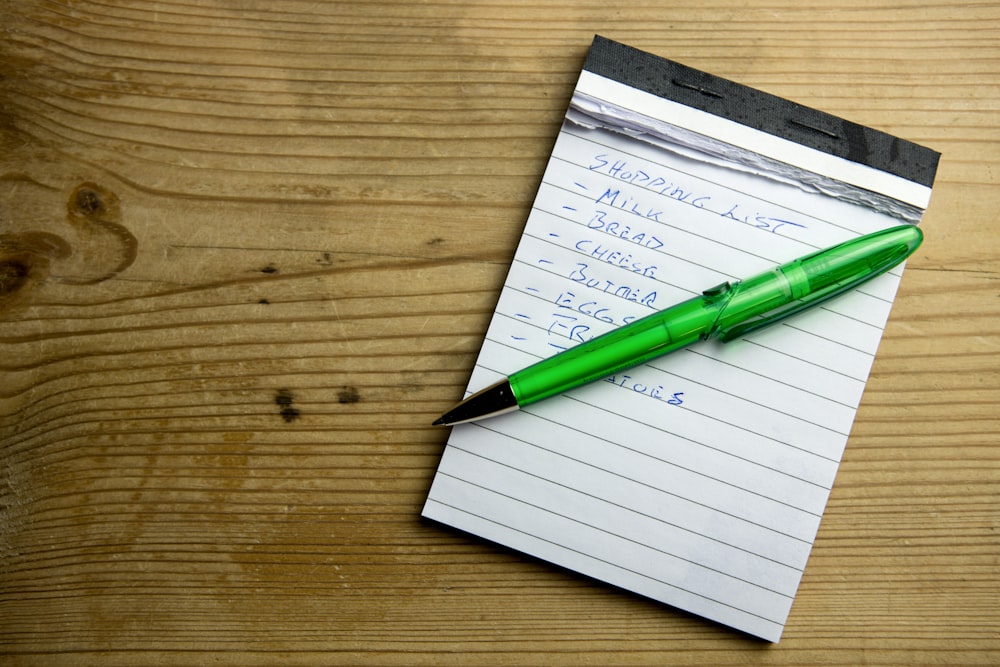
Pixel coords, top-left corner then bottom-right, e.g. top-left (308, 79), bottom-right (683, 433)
top-left (432, 379), bottom-right (519, 427)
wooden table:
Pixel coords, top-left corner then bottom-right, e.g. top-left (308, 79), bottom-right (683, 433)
top-left (2, 1), bottom-right (997, 664)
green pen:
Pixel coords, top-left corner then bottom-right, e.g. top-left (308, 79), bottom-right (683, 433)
top-left (434, 224), bottom-right (923, 426)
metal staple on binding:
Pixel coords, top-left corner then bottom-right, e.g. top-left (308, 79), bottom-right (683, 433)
top-left (671, 78), bottom-right (724, 99)
top-left (787, 117), bottom-right (840, 140)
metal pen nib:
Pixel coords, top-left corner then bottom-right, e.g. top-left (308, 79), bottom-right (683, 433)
top-left (433, 379), bottom-right (519, 426)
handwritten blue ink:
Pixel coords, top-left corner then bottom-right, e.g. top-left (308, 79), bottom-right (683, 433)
top-left (574, 238), bottom-right (657, 278)
top-left (595, 188), bottom-right (664, 222)
top-left (605, 374), bottom-right (685, 406)
top-left (569, 262), bottom-right (658, 307)
top-left (588, 211), bottom-right (665, 250)
top-left (720, 203), bottom-right (807, 235)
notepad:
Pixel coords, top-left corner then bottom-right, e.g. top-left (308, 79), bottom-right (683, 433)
top-left (422, 37), bottom-right (939, 642)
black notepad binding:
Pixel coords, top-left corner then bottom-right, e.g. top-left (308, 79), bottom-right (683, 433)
top-left (584, 36), bottom-right (939, 188)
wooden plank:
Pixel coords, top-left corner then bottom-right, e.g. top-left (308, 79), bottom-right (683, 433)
top-left (1, 0), bottom-right (998, 664)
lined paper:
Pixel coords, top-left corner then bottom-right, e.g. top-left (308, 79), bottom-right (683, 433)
top-left (423, 41), bottom-right (936, 642)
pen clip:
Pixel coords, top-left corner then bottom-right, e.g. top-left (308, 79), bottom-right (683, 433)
top-left (716, 275), bottom-right (881, 342)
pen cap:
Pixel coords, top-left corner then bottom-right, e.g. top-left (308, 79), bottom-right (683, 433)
top-left (716, 225), bottom-right (923, 341)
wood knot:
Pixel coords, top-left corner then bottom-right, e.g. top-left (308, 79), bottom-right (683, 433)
top-left (0, 259), bottom-right (29, 296)
top-left (72, 185), bottom-right (107, 217)
top-left (274, 389), bottom-right (301, 423)
top-left (0, 231), bottom-right (71, 306)
top-left (61, 181), bottom-right (137, 284)
top-left (337, 387), bottom-right (361, 404)
top-left (68, 182), bottom-right (120, 222)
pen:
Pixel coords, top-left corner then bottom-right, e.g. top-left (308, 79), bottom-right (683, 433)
top-left (434, 224), bottom-right (923, 426)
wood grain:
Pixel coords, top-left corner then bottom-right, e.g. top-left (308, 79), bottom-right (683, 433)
top-left (1, 0), bottom-right (998, 664)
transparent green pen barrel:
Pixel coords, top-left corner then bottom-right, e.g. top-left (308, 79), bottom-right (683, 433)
top-left (506, 225), bottom-right (922, 409)
top-left (508, 297), bottom-right (718, 406)
top-left (713, 225), bottom-right (923, 340)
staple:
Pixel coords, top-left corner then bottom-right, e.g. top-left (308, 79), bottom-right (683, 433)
top-left (671, 78), bottom-right (724, 99)
top-left (787, 117), bottom-right (840, 140)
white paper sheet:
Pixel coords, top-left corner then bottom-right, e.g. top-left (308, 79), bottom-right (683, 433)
top-left (423, 68), bottom-right (929, 642)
